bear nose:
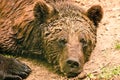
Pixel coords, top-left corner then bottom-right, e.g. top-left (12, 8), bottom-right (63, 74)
top-left (66, 59), bottom-right (80, 68)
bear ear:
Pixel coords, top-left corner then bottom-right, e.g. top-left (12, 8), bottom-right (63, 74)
top-left (86, 5), bottom-right (103, 26)
top-left (33, 1), bottom-right (58, 23)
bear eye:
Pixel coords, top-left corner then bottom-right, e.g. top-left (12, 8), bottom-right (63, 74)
top-left (80, 38), bottom-right (86, 43)
top-left (80, 38), bottom-right (87, 47)
top-left (58, 37), bottom-right (67, 47)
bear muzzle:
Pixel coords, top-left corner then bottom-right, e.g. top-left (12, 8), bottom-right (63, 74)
top-left (62, 57), bottom-right (82, 78)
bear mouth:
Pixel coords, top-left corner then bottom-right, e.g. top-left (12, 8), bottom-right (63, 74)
top-left (66, 72), bottom-right (80, 78)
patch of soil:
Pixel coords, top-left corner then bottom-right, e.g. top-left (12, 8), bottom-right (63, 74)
top-left (20, 0), bottom-right (120, 80)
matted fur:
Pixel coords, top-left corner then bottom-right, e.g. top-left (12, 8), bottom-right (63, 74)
top-left (0, 0), bottom-right (103, 77)
top-left (0, 0), bottom-right (44, 54)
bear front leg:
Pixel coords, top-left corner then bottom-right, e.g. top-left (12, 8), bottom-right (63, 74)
top-left (4, 74), bottom-right (22, 80)
top-left (0, 68), bottom-right (22, 80)
top-left (0, 55), bottom-right (31, 80)
top-left (6, 58), bottom-right (32, 79)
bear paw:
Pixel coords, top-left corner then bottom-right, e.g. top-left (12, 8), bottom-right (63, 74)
top-left (4, 58), bottom-right (31, 80)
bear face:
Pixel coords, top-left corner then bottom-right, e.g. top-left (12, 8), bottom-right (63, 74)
top-left (34, 1), bottom-right (103, 77)
top-left (42, 17), bottom-right (96, 77)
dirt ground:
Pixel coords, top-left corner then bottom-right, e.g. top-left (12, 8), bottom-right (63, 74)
top-left (20, 0), bottom-right (120, 80)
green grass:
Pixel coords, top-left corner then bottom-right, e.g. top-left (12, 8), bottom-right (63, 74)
top-left (2, 54), bottom-right (15, 58)
top-left (99, 66), bottom-right (120, 79)
top-left (115, 43), bottom-right (120, 50)
top-left (87, 65), bottom-right (120, 79)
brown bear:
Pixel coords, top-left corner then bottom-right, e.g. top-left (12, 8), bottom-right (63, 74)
top-left (0, 0), bottom-right (103, 79)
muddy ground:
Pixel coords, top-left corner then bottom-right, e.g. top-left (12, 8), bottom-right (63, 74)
top-left (19, 0), bottom-right (120, 80)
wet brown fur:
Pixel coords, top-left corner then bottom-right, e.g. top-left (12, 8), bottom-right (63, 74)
top-left (0, 0), bottom-right (103, 77)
